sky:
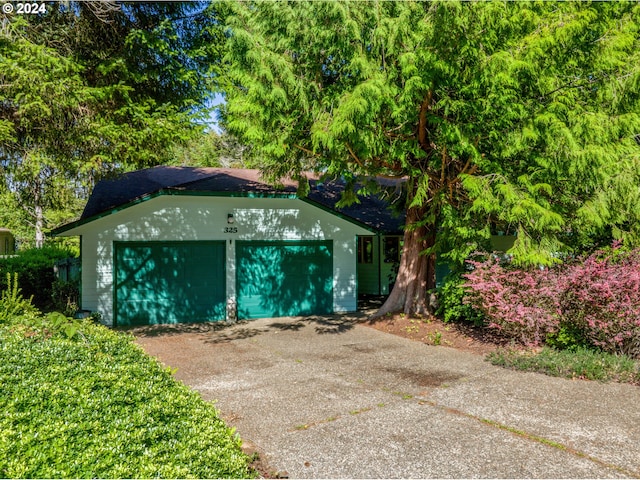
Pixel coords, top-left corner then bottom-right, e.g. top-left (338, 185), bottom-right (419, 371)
top-left (205, 93), bottom-right (225, 133)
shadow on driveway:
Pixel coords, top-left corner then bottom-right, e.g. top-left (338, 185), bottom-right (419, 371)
top-left (126, 312), bottom-right (362, 344)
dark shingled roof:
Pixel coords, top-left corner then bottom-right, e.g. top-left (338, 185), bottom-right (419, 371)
top-left (79, 166), bottom-right (405, 234)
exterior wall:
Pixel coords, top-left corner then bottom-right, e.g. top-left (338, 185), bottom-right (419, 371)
top-left (359, 234), bottom-right (518, 292)
top-left (435, 234), bottom-right (519, 287)
top-left (356, 236), bottom-right (381, 295)
top-left (67, 195), bottom-right (372, 325)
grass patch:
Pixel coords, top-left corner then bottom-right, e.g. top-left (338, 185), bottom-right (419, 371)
top-left (487, 346), bottom-right (640, 385)
top-left (0, 321), bottom-right (254, 479)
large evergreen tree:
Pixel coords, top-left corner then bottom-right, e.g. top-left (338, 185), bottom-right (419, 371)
top-left (221, 0), bottom-right (640, 316)
top-left (0, 2), bottom-right (224, 246)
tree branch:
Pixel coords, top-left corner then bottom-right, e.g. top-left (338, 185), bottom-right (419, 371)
top-left (539, 78), bottom-right (597, 102)
top-left (345, 142), bottom-right (365, 169)
top-left (293, 143), bottom-right (320, 157)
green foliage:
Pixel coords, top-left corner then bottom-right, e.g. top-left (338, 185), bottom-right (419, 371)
top-left (51, 279), bottom-right (80, 318)
top-left (171, 130), bottom-right (257, 168)
top-left (0, 29), bottom-right (102, 246)
top-left (0, 273), bottom-right (39, 324)
top-left (488, 347), bottom-right (640, 385)
top-left (221, 0), bottom-right (640, 279)
top-left (0, 274), bottom-right (80, 339)
top-left (41, 311), bottom-right (83, 340)
top-left (0, 247), bottom-right (74, 310)
top-left (546, 325), bottom-right (589, 352)
top-left (0, 321), bottom-right (254, 478)
top-left (435, 274), bottom-right (485, 326)
top-left (1, 3), bottom-right (225, 244)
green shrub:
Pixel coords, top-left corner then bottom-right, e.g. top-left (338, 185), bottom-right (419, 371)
top-left (0, 273), bottom-right (40, 324)
top-left (0, 275), bottom-right (81, 340)
top-left (546, 324), bottom-right (589, 352)
top-left (51, 278), bottom-right (80, 317)
top-left (436, 273), bottom-right (485, 326)
top-left (0, 247), bottom-right (74, 310)
top-left (0, 321), bottom-right (254, 478)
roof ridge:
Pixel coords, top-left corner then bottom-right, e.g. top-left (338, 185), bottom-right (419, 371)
top-left (168, 168), bottom-right (268, 191)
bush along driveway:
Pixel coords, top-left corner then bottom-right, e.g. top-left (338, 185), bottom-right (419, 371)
top-left (134, 315), bottom-right (640, 479)
top-left (0, 321), bottom-right (254, 479)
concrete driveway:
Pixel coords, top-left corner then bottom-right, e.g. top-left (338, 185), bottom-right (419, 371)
top-left (134, 315), bottom-right (640, 479)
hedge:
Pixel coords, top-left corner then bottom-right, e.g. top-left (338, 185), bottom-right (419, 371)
top-left (0, 321), bottom-right (254, 478)
top-left (0, 247), bottom-right (73, 310)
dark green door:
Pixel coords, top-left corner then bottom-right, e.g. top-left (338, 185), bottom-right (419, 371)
top-left (115, 241), bottom-right (226, 326)
top-left (236, 241), bottom-right (333, 319)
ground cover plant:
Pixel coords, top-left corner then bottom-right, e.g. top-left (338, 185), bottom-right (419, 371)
top-left (0, 290), bottom-right (254, 478)
top-left (488, 347), bottom-right (640, 385)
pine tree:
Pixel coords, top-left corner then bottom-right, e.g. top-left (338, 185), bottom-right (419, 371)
top-left (0, 3), bottom-right (225, 246)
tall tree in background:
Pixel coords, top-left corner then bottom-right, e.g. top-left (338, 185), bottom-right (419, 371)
top-left (0, 22), bottom-right (98, 247)
top-left (221, 0), bottom-right (640, 316)
top-left (0, 2), bottom-right (224, 247)
top-left (172, 130), bottom-right (256, 168)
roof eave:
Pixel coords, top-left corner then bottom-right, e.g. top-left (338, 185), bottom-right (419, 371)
top-left (298, 196), bottom-right (402, 235)
top-left (50, 188), bottom-right (301, 236)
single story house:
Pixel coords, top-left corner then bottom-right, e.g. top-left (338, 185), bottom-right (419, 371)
top-left (52, 166), bottom-right (405, 326)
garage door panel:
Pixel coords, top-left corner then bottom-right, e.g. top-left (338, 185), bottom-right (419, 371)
top-left (236, 241), bottom-right (333, 320)
top-left (115, 241), bottom-right (225, 326)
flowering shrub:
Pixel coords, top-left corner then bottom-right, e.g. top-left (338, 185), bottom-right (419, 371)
top-left (463, 256), bottom-right (562, 346)
top-left (559, 248), bottom-right (640, 358)
top-left (463, 245), bottom-right (640, 358)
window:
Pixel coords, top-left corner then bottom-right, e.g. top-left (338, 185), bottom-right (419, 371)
top-left (357, 236), bottom-right (373, 264)
top-left (384, 237), bottom-right (400, 263)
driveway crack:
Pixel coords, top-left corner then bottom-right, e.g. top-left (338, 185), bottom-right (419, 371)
top-left (415, 398), bottom-right (638, 478)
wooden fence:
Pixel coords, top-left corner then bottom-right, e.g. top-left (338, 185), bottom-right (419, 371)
top-left (54, 257), bottom-right (80, 282)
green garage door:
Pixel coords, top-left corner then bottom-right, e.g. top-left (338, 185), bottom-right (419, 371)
top-left (236, 241), bottom-right (333, 320)
top-left (114, 241), bottom-right (226, 326)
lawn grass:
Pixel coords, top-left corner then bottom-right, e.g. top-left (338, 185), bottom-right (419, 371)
top-left (487, 346), bottom-right (640, 385)
top-left (0, 320), bottom-right (255, 479)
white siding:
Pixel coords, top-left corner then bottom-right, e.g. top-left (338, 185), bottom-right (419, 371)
top-left (67, 195), bottom-right (372, 325)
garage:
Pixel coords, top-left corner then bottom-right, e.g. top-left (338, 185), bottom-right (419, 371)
top-left (52, 167), bottom-right (404, 325)
top-left (236, 240), bottom-right (333, 320)
top-left (114, 241), bottom-right (226, 326)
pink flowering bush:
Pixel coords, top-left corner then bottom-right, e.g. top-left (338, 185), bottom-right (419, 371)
top-left (463, 245), bottom-right (640, 358)
top-left (463, 256), bottom-right (563, 346)
top-left (559, 248), bottom-right (640, 358)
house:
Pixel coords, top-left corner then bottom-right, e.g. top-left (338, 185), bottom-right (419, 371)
top-left (52, 166), bottom-right (405, 326)
top-left (0, 228), bottom-right (16, 255)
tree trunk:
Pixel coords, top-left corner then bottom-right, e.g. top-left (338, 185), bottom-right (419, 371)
top-left (34, 183), bottom-right (44, 248)
top-left (372, 204), bottom-right (436, 318)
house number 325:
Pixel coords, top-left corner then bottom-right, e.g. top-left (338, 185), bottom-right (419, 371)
top-left (224, 227), bottom-right (238, 233)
